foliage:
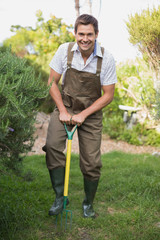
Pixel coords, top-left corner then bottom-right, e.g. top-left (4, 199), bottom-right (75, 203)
top-left (1, 152), bottom-right (160, 239)
top-left (116, 59), bottom-right (156, 109)
top-left (103, 58), bottom-right (160, 146)
top-left (156, 90), bottom-right (160, 119)
top-left (3, 10), bottom-right (75, 75)
top-left (102, 86), bottom-right (124, 139)
top-left (3, 10), bottom-right (75, 113)
top-left (25, 57), bottom-right (55, 113)
top-left (103, 114), bottom-right (160, 146)
top-left (125, 5), bottom-right (160, 123)
top-left (0, 48), bottom-right (49, 172)
top-left (2, 9), bottom-right (160, 144)
top-left (126, 6), bottom-right (160, 85)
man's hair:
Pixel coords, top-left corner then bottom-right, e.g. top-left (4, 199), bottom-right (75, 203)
top-left (74, 14), bottom-right (99, 34)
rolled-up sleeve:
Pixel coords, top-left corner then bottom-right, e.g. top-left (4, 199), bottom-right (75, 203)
top-left (100, 51), bottom-right (117, 86)
top-left (49, 43), bottom-right (68, 74)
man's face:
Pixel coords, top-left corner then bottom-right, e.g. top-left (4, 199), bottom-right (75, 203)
top-left (75, 24), bottom-right (98, 55)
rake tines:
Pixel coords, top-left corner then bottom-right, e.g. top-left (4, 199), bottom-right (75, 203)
top-left (61, 196), bottom-right (72, 230)
top-left (55, 210), bottom-right (72, 230)
top-left (61, 209), bottom-right (73, 230)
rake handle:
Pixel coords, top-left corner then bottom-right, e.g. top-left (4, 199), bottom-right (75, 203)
top-left (63, 123), bottom-right (77, 209)
top-left (64, 139), bottom-right (72, 197)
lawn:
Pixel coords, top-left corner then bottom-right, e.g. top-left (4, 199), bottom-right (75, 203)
top-left (0, 151), bottom-right (160, 240)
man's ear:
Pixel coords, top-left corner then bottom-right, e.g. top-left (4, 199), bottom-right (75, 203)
top-left (96, 31), bottom-right (99, 39)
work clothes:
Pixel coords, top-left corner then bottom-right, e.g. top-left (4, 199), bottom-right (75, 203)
top-left (49, 41), bottom-right (117, 86)
top-left (45, 42), bottom-right (104, 180)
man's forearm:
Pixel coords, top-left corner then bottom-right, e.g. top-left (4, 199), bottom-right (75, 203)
top-left (82, 84), bottom-right (115, 119)
top-left (49, 82), bottom-right (66, 113)
top-left (81, 93), bottom-right (113, 119)
top-left (49, 82), bottom-right (72, 124)
top-left (71, 92), bottom-right (114, 126)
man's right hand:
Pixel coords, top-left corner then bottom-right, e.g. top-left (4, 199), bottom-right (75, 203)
top-left (59, 111), bottom-right (72, 125)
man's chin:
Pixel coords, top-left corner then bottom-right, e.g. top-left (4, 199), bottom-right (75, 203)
top-left (80, 45), bottom-right (90, 52)
top-left (81, 48), bottom-right (89, 52)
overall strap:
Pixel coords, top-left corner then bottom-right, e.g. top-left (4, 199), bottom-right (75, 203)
top-left (67, 42), bottom-right (104, 74)
top-left (96, 47), bottom-right (104, 76)
top-left (67, 42), bottom-right (75, 68)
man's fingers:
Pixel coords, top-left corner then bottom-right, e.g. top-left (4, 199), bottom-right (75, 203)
top-left (59, 113), bottom-right (72, 125)
top-left (72, 120), bottom-right (82, 126)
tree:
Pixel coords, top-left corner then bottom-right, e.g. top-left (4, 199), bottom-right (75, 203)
top-left (126, 6), bottom-right (160, 89)
top-left (3, 11), bottom-right (75, 113)
top-left (0, 47), bottom-right (49, 172)
top-left (75, 0), bottom-right (80, 17)
top-left (74, 0), bottom-right (97, 16)
top-left (3, 11), bottom-right (75, 75)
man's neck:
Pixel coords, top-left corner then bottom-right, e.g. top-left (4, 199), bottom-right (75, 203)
top-left (81, 47), bottom-right (94, 65)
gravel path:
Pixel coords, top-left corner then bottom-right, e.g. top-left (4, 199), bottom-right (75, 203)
top-left (28, 112), bottom-right (160, 156)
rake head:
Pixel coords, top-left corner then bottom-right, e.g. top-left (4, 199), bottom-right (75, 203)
top-left (55, 197), bottom-right (72, 230)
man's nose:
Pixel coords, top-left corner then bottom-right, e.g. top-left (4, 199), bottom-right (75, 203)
top-left (83, 35), bottom-right (88, 41)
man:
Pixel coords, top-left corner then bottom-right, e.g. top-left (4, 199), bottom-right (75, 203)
top-left (43, 14), bottom-right (117, 218)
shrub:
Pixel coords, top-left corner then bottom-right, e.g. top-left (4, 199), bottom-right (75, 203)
top-left (0, 48), bottom-right (49, 172)
top-left (103, 115), bottom-right (160, 146)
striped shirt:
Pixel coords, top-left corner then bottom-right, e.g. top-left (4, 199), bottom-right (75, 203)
top-left (49, 41), bottom-right (117, 86)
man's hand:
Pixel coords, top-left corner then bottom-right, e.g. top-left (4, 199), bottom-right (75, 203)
top-left (71, 112), bottom-right (86, 126)
top-left (59, 111), bottom-right (72, 125)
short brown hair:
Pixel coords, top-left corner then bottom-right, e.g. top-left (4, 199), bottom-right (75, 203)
top-left (74, 14), bottom-right (99, 34)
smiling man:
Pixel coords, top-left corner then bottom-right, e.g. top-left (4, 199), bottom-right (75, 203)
top-left (43, 14), bottom-right (117, 218)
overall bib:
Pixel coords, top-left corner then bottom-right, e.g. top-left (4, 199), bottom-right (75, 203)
top-left (46, 42), bottom-right (104, 180)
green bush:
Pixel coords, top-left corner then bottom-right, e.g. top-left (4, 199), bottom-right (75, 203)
top-left (0, 47), bottom-right (49, 172)
top-left (102, 58), bottom-right (160, 147)
top-left (103, 114), bottom-right (160, 146)
top-left (144, 129), bottom-right (160, 146)
top-left (103, 115), bottom-right (125, 139)
top-left (25, 58), bottom-right (55, 113)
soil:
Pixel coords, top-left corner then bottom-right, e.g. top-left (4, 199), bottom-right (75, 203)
top-left (28, 112), bottom-right (160, 156)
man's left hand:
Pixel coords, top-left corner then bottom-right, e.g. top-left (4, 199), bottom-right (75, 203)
top-left (71, 112), bottom-right (86, 126)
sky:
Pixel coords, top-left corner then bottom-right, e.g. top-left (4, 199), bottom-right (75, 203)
top-left (0, 0), bottom-right (159, 63)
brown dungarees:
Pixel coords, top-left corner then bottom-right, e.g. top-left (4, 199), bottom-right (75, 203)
top-left (45, 43), bottom-right (104, 180)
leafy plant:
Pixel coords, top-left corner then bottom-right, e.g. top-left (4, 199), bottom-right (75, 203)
top-left (103, 58), bottom-right (160, 146)
top-left (3, 11), bottom-right (75, 113)
top-left (126, 6), bottom-right (160, 85)
top-left (0, 47), bottom-right (49, 172)
top-left (3, 10), bottom-right (75, 75)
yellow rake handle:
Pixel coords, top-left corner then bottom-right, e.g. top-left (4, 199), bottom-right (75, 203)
top-left (64, 139), bottom-right (72, 197)
top-left (63, 123), bottom-right (77, 198)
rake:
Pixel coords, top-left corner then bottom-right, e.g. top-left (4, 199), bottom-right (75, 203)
top-left (56, 123), bottom-right (77, 230)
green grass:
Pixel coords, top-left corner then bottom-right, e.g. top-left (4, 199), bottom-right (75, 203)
top-left (1, 152), bottom-right (160, 240)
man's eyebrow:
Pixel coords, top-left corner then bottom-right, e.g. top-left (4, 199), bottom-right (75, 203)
top-left (78, 32), bottom-right (93, 35)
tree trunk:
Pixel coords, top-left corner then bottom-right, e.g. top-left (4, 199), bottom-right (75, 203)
top-left (75, 0), bottom-right (80, 17)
